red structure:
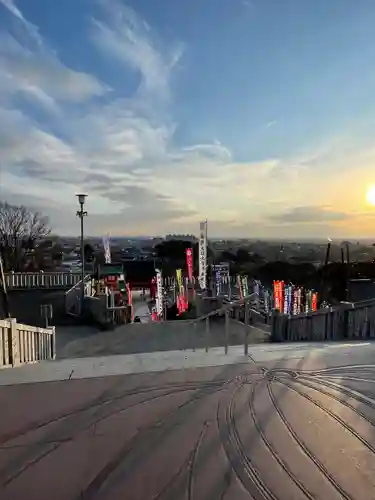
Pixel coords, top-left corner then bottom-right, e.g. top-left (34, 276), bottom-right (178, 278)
top-left (122, 260), bottom-right (158, 293)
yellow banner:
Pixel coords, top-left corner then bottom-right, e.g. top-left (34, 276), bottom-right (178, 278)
top-left (176, 269), bottom-right (182, 289)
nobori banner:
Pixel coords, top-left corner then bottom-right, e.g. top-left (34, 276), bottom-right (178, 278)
top-left (155, 269), bottom-right (164, 317)
top-left (212, 263), bottom-right (230, 296)
top-left (198, 221), bottom-right (207, 289)
top-left (185, 248), bottom-right (193, 281)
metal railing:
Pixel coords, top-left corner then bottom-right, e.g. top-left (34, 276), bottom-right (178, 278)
top-left (5, 271), bottom-right (82, 290)
top-left (65, 275), bottom-right (93, 316)
top-left (179, 293), bottom-right (270, 354)
top-left (0, 318), bottom-right (55, 368)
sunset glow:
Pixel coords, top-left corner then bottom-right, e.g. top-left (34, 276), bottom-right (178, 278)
top-left (366, 186), bottom-right (375, 207)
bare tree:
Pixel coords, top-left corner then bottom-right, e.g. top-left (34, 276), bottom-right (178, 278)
top-left (0, 202), bottom-right (51, 272)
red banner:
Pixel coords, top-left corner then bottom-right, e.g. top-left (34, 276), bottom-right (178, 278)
top-left (273, 280), bottom-right (285, 313)
top-left (312, 292), bottom-right (318, 312)
top-left (186, 248), bottom-right (193, 281)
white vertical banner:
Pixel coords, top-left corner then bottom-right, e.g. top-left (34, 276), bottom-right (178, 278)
top-left (155, 269), bottom-right (163, 317)
top-left (102, 234), bottom-right (111, 264)
top-left (198, 220), bottom-right (207, 290)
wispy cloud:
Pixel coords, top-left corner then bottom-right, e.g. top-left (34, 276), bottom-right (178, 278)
top-left (265, 120), bottom-right (277, 129)
top-left (0, 0), bottom-right (374, 237)
top-left (1, 37), bottom-right (108, 108)
top-left (0, 0), bottom-right (41, 44)
top-left (268, 206), bottom-right (352, 224)
top-left (91, 0), bottom-right (183, 102)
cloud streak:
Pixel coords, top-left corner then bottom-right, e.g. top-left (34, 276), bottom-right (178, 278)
top-left (0, 0), bottom-right (374, 238)
top-left (91, 0), bottom-right (183, 102)
top-left (268, 206), bottom-right (352, 224)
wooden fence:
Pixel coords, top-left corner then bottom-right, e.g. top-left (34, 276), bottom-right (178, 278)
top-left (271, 299), bottom-right (375, 342)
top-left (0, 318), bottom-right (56, 368)
top-left (5, 271), bottom-right (81, 290)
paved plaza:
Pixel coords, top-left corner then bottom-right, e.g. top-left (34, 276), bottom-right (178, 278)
top-left (1, 342), bottom-right (375, 499)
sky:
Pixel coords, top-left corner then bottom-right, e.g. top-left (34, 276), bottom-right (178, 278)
top-left (1, 0), bottom-right (375, 239)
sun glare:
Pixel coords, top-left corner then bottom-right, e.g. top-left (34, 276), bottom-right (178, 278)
top-left (366, 185), bottom-right (375, 206)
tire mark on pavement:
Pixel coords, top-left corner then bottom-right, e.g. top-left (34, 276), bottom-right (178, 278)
top-left (295, 376), bottom-right (375, 428)
top-left (307, 376), bottom-right (375, 408)
top-left (217, 383), bottom-right (278, 500)
top-left (268, 381), bottom-right (353, 500)
top-left (186, 421), bottom-right (209, 500)
top-left (0, 379), bottom-right (227, 447)
top-left (280, 378), bottom-right (375, 456)
top-left (76, 383), bottom-right (228, 500)
top-left (249, 381), bottom-right (315, 500)
top-left (0, 383), bottom-right (227, 488)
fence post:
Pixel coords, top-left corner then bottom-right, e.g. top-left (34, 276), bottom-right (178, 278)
top-left (9, 318), bottom-right (20, 366)
top-left (46, 326), bottom-right (56, 360)
top-left (271, 310), bottom-right (282, 342)
top-left (225, 309), bottom-right (230, 354)
top-left (193, 322), bottom-right (197, 352)
top-left (205, 316), bottom-right (210, 353)
top-left (3, 321), bottom-right (9, 365)
top-left (9, 271), bottom-right (14, 289)
top-left (244, 300), bottom-right (249, 355)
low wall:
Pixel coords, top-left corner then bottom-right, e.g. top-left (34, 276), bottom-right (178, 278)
top-left (8, 290), bottom-right (69, 327)
top-left (271, 300), bottom-right (375, 342)
top-left (0, 318), bottom-right (55, 368)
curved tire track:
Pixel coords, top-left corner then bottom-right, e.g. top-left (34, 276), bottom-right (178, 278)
top-left (281, 378), bottom-right (375, 456)
top-left (76, 383), bottom-right (227, 500)
top-left (0, 380), bottom-right (228, 447)
top-left (217, 383), bottom-right (278, 500)
top-left (248, 381), bottom-right (315, 500)
top-left (0, 383), bottom-right (227, 489)
top-left (295, 376), bottom-right (375, 428)
top-left (268, 380), bottom-right (354, 500)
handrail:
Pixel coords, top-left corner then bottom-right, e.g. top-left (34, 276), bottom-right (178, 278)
top-left (64, 274), bottom-right (92, 316)
top-left (187, 293), bottom-right (259, 325)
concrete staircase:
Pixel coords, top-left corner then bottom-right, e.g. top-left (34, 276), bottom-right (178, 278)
top-left (57, 317), bottom-right (269, 359)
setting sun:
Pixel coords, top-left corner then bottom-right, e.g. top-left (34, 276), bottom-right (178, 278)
top-left (366, 185), bottom-right (375, 206)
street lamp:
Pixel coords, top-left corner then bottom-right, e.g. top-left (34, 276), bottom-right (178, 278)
top-left (76, 194), bottom-right (88, 306)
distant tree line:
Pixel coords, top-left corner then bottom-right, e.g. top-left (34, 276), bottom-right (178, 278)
top-left (1, 203), bottom-right (375, 305)
top-left (153, 239), bottom-right (375, 304)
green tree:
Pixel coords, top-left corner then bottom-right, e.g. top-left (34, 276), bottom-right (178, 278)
top-left (154, 239), bottom-right (213, 275)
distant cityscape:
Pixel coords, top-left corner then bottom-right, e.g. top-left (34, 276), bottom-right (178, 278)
top-left (47, 234), bottom-right (375, 274)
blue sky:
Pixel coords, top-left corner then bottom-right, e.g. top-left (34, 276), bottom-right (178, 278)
top-left (1, 0), bottom-right (375, 238)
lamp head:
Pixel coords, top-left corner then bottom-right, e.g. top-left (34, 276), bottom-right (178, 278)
top-left (76, 193), bottom-right (87, 205)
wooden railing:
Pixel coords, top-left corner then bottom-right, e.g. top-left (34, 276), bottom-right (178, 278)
top-left (271, 299), bottom-right (375, 342)
top-left (0, 318), bottom-right (56, 368)
top-left (5, 271), bottom-right (82, 290)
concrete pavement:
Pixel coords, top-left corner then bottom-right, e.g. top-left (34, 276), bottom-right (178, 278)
top-left (1, 341), bottom-right (375, 499)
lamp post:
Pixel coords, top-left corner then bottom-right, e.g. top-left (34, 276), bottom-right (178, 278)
top-left (76, 194), bottom-right (88, 307)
